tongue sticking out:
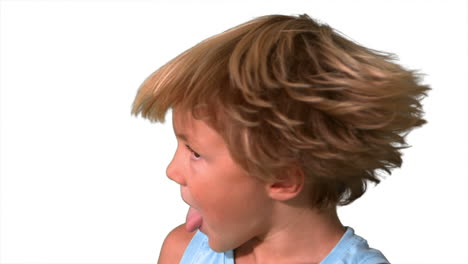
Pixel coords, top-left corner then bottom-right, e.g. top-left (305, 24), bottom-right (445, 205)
top-left (185, 207), bottom-right (203, 232)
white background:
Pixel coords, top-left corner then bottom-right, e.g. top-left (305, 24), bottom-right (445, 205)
top-left (1, 0), bottom-right (467, 263)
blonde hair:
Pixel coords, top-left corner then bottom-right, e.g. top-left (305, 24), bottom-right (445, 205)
top-left (132, 14), bottom-right (430, 208)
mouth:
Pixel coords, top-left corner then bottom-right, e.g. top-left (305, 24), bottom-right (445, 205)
top-left (181, 191), bottom-right (203, 232)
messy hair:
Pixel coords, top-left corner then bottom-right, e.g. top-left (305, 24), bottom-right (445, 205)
top-left (132, 14), bottom-right (430, 208)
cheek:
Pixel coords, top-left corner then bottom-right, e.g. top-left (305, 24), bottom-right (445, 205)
top-left (202, 180), bottom-right (268, 226)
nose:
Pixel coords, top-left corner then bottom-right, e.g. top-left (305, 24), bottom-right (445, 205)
top-left (166, 155), bottom-right (186, 186)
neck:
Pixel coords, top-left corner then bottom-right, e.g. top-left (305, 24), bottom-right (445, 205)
top-left (235, 203), bottom-right (345, 264)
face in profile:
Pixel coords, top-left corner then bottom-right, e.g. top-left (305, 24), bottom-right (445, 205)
top-left (166, 109), bottom-right (274, 252)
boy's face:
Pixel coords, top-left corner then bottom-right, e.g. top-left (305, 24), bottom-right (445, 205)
top-left (167, 108), bottom-right (273, 252)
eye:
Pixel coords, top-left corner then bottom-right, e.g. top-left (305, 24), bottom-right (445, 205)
top-left (185, 144), bottom-right (201, 159)
top-left (191, 150), bottom-right (201, 159)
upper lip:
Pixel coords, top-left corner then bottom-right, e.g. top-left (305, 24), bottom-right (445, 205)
top-left (180, 187), bottom-right (193, 207)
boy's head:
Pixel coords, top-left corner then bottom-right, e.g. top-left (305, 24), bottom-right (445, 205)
top-left (132, 14), bottom-right (429, 209)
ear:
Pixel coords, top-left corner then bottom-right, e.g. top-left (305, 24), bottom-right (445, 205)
top-left (266, 166), bottom-right (305, 201)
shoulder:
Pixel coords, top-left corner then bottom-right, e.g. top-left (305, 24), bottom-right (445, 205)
top-left (321, 227), bottom-right (390, 264)
top-left (157, 224), bottom-right (196, 264)
top-left (350, 231), bottom-right (389, 264)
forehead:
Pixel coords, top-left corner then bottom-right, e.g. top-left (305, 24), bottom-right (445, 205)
top-left (171, 108), bottom-right (224, 146)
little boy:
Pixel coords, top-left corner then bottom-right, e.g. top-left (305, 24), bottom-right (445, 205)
top-left (132, 14), bottom-right (429, 264)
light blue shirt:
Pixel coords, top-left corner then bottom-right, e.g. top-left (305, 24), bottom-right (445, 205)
top-left (180, 227), bottom-right (389, 264)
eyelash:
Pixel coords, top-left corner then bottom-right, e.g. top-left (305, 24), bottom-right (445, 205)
top-left (185, 144), bottom-right (201, 159)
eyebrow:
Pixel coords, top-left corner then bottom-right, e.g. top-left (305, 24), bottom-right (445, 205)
top-left (173, 120), bottom-right (199, 146)
top-left (175, 133), bottom-right (189, 142)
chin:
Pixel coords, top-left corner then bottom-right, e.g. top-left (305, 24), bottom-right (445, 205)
top-left (206, 234), bottom-right (238, 253)
top-left (208, 241), bottom-right (233, 253)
